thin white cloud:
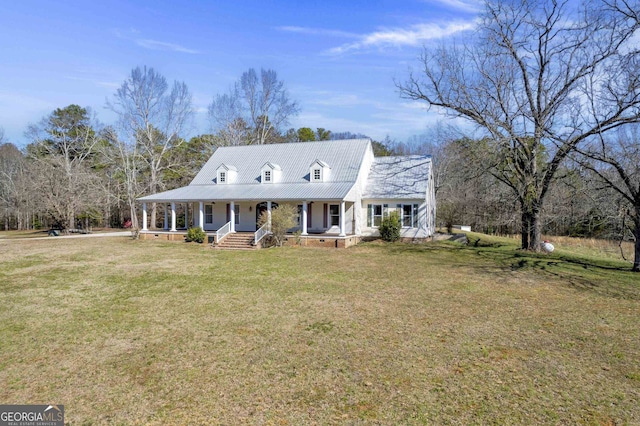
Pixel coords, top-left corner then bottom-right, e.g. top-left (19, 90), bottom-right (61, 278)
top-left (112, 28), bottom-right (199, 54)
top-left (429, 0), bottom-right (483, 13)
top-left (276, 26), bottom-right (359, 39)
top-left (136, 39), bottom-right (200, 54)
top-left (327, 21), bottom-right (476, 55)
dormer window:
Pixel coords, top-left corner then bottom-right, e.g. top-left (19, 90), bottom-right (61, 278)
top-left (309, 159), bottom-right (330, 183)
top-left (216, 164), bottom-right (237, 184)
top-left (261, 162), bottom-right (282, 184)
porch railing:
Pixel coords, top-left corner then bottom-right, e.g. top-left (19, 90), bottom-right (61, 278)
top-left (254, 223), bottom-right (271, 245)
top-left (215, 221), bottom-right (233, 244)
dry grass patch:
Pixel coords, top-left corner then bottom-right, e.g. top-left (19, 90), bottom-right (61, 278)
top-left (0, 236), bottom-right (639, 424)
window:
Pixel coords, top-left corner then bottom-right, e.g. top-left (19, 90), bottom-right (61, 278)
top-left (219, 172), bottom-right (226, 183)
top-left (205, 205), bottom-right (213, 224)
top-left (313, 168), bottom-right (321, 181)
top-left (367, 204), bottom-right (388, 227)
top-left (397, 204), bottom-right (419, 228)
top-left (297, 205), bottom-right (303, 226)
top-left (329, 204), bottom-right (340, 226)
top-left (234, 204), bottom-right (240, 225)
top-left (264, 170), bottom-right (271, 182)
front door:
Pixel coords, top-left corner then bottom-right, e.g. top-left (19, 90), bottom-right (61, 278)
top-left (255, 202), bottom-right (278, 230)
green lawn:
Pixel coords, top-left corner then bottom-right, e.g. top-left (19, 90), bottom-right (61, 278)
top-left (0, 235), bottom-right (639, 425)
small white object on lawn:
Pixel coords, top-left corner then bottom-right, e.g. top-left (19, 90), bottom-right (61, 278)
top-left (541, 241), bottom-right (554, 253)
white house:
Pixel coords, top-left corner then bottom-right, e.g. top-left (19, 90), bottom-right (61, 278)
top-left (138, 139), bottom-right (435, 247)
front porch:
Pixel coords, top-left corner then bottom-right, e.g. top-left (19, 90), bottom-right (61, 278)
top-left (140, 199), bottom-right (358, 238)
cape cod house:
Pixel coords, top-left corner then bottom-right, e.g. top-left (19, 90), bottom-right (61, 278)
top-left (138, 138), bottom-right (435, 248)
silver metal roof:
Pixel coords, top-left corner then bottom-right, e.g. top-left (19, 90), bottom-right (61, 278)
top-left (139, 139), bottom-right (372, 202)
top-left (362, 155), bottom-right (432, 199)
top-left (139, 182), bottom-right (356, 202)
top-left (191, 139), bottom-right (371, 185)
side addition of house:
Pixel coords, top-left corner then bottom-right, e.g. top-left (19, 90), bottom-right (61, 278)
top-left (138, 138), bottom-right (435, 247)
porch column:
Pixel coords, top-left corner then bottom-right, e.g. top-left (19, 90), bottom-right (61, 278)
top-left (170, 202), bottom-right (177, 232)
top-left (163, 204), bottom-right (168, 230)
top-left (267, 201), bottom-right (272, 231)
top-left (339, 201), bottom-right (346, 237)
top-left (184, 203), bottom-right (188, 229)
top-left (142, 202), bottom-right (148, 231)
top-left (199, 202), bottom-right (204, 229)
top-left (301, 201), bottom-right (308, 235)
top-left (230, 201), bottom-right (236, 232)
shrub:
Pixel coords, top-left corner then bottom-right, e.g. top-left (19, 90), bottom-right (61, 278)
top-left (379, 211), bottom-right (401, 242)
top-left (257, 204), bottom-right (298, 247)
top-left (186, 227), bottom-right (206, 243)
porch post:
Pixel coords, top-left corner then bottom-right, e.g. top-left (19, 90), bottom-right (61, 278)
top-left (142, 202), bottom-right (148, 231)
top-left (230, 201), bottom-right (236, 232)
top-left (267, 201), bottom-right (272, 231)
top-left (301, 201), bottom-right (308, 235)
top-left (163, 204), bottom-right (168, 230)
top-left (339, 200), bottom-right (346, 237)
top-left (184, 203), bottom-right (188, 229)
top-left (170, 202), bottom-right (177, 232)
top-left (199, 202), bottom-right (204, 229)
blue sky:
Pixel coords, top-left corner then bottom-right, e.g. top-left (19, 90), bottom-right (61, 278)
top-left (0, 0), bottom-right (480, 147)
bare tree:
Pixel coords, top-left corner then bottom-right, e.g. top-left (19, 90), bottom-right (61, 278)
top-left (26, 105), bottom-right (102, 231)
top-left (209, 68), bottom-right (300, 146)
top-left (108, 66), bottom-right (193, 229)
top-left (397, 0), bottom-right (640, 250)
top-left (574, 125), bottom-right (640, 271)
top-left (0, 130), bottom-right (28, 230)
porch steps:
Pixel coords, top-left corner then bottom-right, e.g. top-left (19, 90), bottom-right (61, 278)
top-left (215, 232), bottom-right (256, 250)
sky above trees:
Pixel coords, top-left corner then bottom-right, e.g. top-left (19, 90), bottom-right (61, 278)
top-left (0, 0), bottom-right (480, 147)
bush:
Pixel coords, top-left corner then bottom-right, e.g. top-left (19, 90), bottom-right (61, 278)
top-left (379, 211), bottom-right (401, 242)
top-left (185, 227), bottom-right (206, 243)
top-left (257, 204), bottom-right (298, 247)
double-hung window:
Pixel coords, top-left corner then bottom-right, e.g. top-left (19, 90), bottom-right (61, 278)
top-left (367, 204), bottom-right (387, 227)
top-left (205, 205), bottom-right (213, 224)
top-left (219, 172), bottom-right (226, 183)
top-left (329, 204), bottom-right (340, 226)
top-left (234, 204), bottom-right (240, 225)
top-left (397, 204), bottom-right (419, 228)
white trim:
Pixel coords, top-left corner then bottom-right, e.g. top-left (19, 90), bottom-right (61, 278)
top-left (170, 202), bottom-right (177, 232)
top-left (142, 202), bottom-right (148, 231)
top-left (301, 201), bottom-right (308, 235)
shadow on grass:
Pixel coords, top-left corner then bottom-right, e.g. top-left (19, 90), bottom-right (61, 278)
top-left (367, 237), bottom-right (640, 300)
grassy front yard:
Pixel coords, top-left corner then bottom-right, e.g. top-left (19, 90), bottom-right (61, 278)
top-left (0, 235), bottom-right (639, 424)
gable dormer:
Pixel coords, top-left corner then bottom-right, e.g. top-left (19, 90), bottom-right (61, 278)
top-left (309, 159), bottom-right (330, 183)
top-left (216, 164), bottom-right (237, 184)
top-left (261, 162), bottom-right (282, 184)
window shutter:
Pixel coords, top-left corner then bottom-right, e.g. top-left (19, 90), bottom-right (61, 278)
top-left (367, 204), bottom-right (372, 227)
top-left (308, 202), bottom-right (312, 228)
top-left (226, 203), bottom-right (230, 222)
top-left (413, 204), bottom-right (419, 227)
top-left (323, 203), bottom-right (328, 228)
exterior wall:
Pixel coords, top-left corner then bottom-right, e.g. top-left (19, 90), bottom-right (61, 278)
top-left (344, 144), bottom-right (375, 236)
top-left (361, 198), bottom-right (432, 238)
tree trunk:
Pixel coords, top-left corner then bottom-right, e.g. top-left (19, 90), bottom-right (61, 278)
top-left (633, 217), bottom-right (640, 273)
top-left (151, 202), bottom-right (157, 230)
top-left (520, 202), bottom-right (542, 251)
